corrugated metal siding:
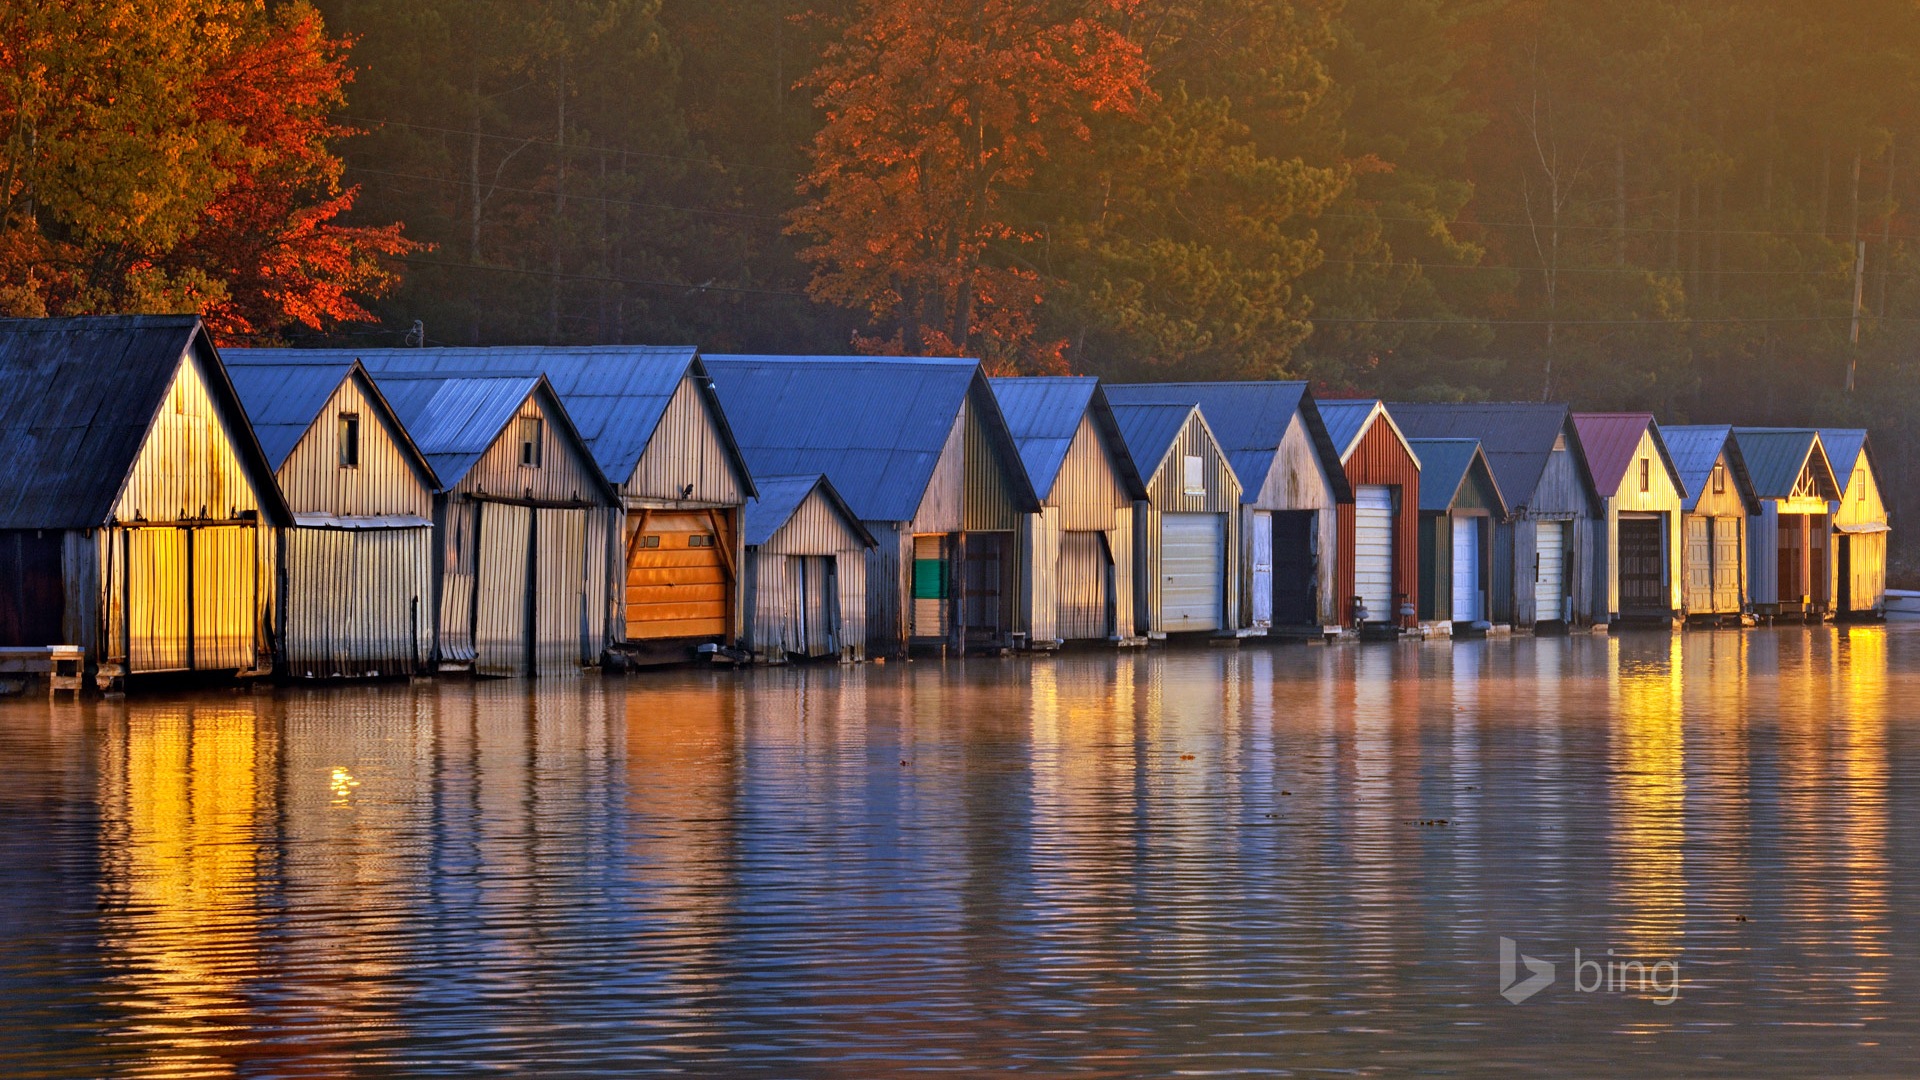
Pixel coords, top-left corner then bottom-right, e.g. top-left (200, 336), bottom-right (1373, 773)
top-left (1057, 529), bottom-right (1109, 639)
top-left (864, 525), bottom-right (908, 656)
top-left (834, 551), bottom-right (866, 660)
top-left (1596, 428), bottom-right (1685, 619)
top-left (283, 526), bottom-right (431, 675)
top-left (438, 499), bottom-right (477, 662)
top-left (1023, 507), bottom-right (1060, 642)
top-left (278, 375), bottom-right (432, 518)
top-left (1133, 409), bottom-right (1241, 634)
top-left (911, 412), bottom-right (965, 533)
top-left (761, 487), bottom-right (867, 556)
top-left (625, 375), bottom-right (747, 504)
top-left (1053, 414), bottom-right (1130, 530)
top-left (534, 507), bottom-right (589, 674)
top-left (475, 502), bottom-right (531, 676)
top-left (114, 524), bottom-right (259, 673)
top-left (450, 392), bottom-right (604, 505)
top-left (1335, 417), bottom-right (1422, 626)
top-left (1109, 513), bottom-right (1134, 635)
top-left (964, 397), bottom-right (1023, 532)
top-left (1517, 446), bottom-right (1594, 627)
top-left (114, 354), bottom-right (263, 524)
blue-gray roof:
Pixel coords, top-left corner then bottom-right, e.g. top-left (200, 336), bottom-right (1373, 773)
top-left (1732, 428), bottom-right (1835, 500)
top-left (374, 374), bottom-right (548, 487)
top-left (229, 345), bottom-right (750, 494)
top-left (743, 474), bottom-right (874, 548)
top-left (1386, 402), bottom-right (1593, 510)
top-left (1660, 425), bottom-right (1759, 513)
top-left (705, 355), bottom-right (1035, 523)
top-left (1105, 381), bottom-right (1348, 503)
top-left (0, 315), bottom-right (289, 529)
top-left (989, 376), bottom-right (1145, 500)
top-left (224, 359), bottom-right (436, 488)
top-left (1818, 428), bottom-right (1869, 481)
top-left (1315, 399), bottom-right (1381, 460)
top-left (1109, 403), bottom-right (1196, 480)
top-left (1405, 438), bottom-right (1506, 515)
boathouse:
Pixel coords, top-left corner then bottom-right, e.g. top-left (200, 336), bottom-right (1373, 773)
top-left (0, 316), bottom-right (290, 681)
top-left (374, 373), bottom-right (618, 676)
top-left (1819, 429), bottom-right (1888, 619)
top-left (1405, 439), bottom-right (1508, 630)
top-left (1108, 403), bottom-right (1243, 637)
top-left (1316, 400), bottom-right (1422, 630)
top-left (1386, 404), bottom-right (1599, 631)
top-left (1573, 413), bottom-right (1687, 625)
top-left (705, 355), bottom-right (1038, 657)
top-left (989, 377), bottom-right (1146, 645)
top-left (1733, 428), bottom-right (1841, 621)
top-left (1107, 382), bottom-right (1347, 634)
top-left (238, 347), bottom-right (756, 661)
top-left (742, 474), bottom-right (873, 662)
top-left (1660, 425), bottom-right (1759, 623)
top-left (226, 359), bottom-right (439, 676)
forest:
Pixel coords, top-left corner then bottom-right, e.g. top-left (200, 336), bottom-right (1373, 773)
top-left (3, 2), bottom-right (1917, 470)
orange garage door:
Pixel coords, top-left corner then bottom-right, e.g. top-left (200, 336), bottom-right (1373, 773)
top-left (628, 511), bottom-right (732, 640)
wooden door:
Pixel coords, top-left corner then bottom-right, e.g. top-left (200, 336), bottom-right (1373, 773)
top-left (1684, 515), bottom-right (1714, 614)
top-left (627, 511), bottom-right (731, 641)
top-left (1711, 517), bottom-right (1743, 614)
top-left (1618, 516), bottom-right (1667, 619)
top-left (1535, 521), bottom-right (1566, 623)
top-left (1450, 516), bottom-right (1481, 622)
top-left (1249, 512), bottom-right (1273, 627)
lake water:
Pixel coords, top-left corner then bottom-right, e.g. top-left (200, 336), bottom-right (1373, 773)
top-left (1, 627), bottom-right (1916, 1077)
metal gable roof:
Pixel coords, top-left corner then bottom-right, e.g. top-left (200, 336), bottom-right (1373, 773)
top-left (1731, 427), bottom-right (1838, 501)
top-left (743, 473), bottom-right (875, 548)
top-left (988, 376), bottom-right (1146, 501)
top-left (1660, 425), bottom-right (1760, 514)
top-left (1109, 403), bottom-right (1197, 482)
top-left (0, 315), bottom-right (290, 529)
top-left (1316, 399), bottom-right (1423, 469)
top-left (372, 373), bottom-right (616, 504)
top-left (225, 359), bottom-right (438, 488)
top-left (230, 345), bottom-right (752, 495)
top-left (1571, 413), bottom-right (1683, 498)
top-left (1817, 428), bottom-right (1869, 483)
top-left (1104, 381), bottom-right (1349, 503)
top-left (1405, 438), bottom-right (1506, 515)
top-left (1386, 402), bottom-right (1588, 508)
top-left (704, 354), bottom-right (1036, 523)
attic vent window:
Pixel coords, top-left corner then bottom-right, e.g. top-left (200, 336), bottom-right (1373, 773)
top-left (1552, 433), bottom-right (1567, 452)
top-left (1639, 458), bottom-right (1651, 493)
top-left (339, 413), bottom-right (360, 468)
top-left (1712, 462), bottom-right (1725, 494)
top-left (1183, 455), bottom-right (1204, 496)
top-left (519, 416), bottom-right (544, 467)
top-left (1857, 468), bottom-right (1868, 503)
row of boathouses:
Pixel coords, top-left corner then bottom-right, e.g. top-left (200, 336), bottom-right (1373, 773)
top-left (0, 315), bottom-right (1892, 687)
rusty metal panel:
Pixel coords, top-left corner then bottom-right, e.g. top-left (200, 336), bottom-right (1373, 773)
top-left (626, 375), bottom-right (746, 505)
top-left (114, 354), bottom-right (263, 525)
top-left (475, 502), bottom-right (531, 676)
top-left (535, 508), bottom-right (587, 675)
top-left (1335, 413), bottom-right (1422, 627)
top-left (283, 526), bottom-right (431, 676)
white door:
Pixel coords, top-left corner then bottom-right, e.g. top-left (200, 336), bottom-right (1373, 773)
top-left (1250, 512), bottom-right (1273, 627)
top-left (1354, 486), bottom-right (1395, 620)
top-left (1160, 513), bottom-right (1223, 631)
top-left (1536, 521), bottom-right (1565, 621)
top-left (1450, 516), bottom-right (1481, 622)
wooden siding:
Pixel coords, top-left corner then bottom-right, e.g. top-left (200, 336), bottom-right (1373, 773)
top-left (283, 526), bottom-right (432, 675)
top-left (277, 374), bottom-right (432, 518)
top-left (963, 394), bottom-right (1024, 531)
top-left (1134, 410), bottom-right (1240, 634)
top-left (1834, 456), bottom-right (1888, 528)
top-left (625, 375), bottom-right (747, 506)
top-left (113, 351), bottom-right (261, 525)
top-left (1334, 417), bottom-right (1421, 627)
top-left (1254, 413), bottom-right (1339, 510)
top-left (1692, 452), bottom-right (1749, 517)
top-left (1831, 455), bottom-right (1888, 614)
top-left (1593, 427), bottom-right (1686, 621)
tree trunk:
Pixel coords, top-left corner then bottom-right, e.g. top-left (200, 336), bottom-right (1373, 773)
top-left (1614, 139), bottom-right (1627, 267)
top-left (1879, 137), bottom-right (1897, 318)
top-left (550, 56), bottom-right (568, 344)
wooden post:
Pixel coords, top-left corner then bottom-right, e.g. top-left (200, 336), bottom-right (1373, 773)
top-left (952, 532), bottom-right (967, 657)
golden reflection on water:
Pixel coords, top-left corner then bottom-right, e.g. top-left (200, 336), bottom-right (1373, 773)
top-left (1610, 635), bottom-right (1687, 968)
top-left (1832, 626), bottom-right (1890, 1010)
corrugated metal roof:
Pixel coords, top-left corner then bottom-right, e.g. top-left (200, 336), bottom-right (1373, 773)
top-left (1817, 428), bottom-right (1869, 481)
top-left (705, 355), bottom-right (1037, 523)
top-left (1731, 427), bottom-right (1837, 500)
top-left (1109, 403), bottom-right (1196, 480)
top-left (1571, 413), bottom-right (1683, 497)
top-left (989, 376), bottom-right (1146, 500)
top-left (231, 345), bottom-right (751, 494)
top-left (225, 359), bottom-right (438, 489)
top-left (0, 315), bottom-right (290, 529)
top-left (1105, 381), bottom-right (1348, 503)
top-left (1317, 399), bottom-right (1423, 470)
top-left (375, 374), bottom-right (546, 486)
top-left (1406, 438), bottom-right (1503, 513)
top-left (743, 473), bottom-right (874, 548)
top-left (1387, 402), bottom-right (1586, 508)
top-left (1659, 425), bottom-right (1759, 513)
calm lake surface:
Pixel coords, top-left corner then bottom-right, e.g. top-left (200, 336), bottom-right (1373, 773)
top-left (2, 627), bottom-right (1917, 1077)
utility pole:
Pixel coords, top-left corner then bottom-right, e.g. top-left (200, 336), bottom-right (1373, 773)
top-left (1847, 239), bottom-right (1867, 391)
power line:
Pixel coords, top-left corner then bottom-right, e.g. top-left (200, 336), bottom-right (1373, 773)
top-left (397, 255), bottom-right (813, 299)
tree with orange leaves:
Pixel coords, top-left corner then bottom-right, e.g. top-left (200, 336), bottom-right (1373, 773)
top-left (790, 0), bottom-right (1151, 373)
top-left (0, 0), bottom-right (415, 342)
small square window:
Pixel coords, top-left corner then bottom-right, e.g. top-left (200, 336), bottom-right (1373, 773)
top-left (1712, 462), bottom-right (1725, 494)
top-left (518, 416), bottom-right (543, 467)
top-left (338, 413), bottom-right (360, 468)
top-left (1639, 458), bottom-right (1651, 493)
top-left (1183, 455), bottom-right (1205, 496)
top-left (641, 534), bottom-right (660, 549)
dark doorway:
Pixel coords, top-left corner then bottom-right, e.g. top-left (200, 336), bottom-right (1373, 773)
top-left (959, 533), bottom-right (1009, 645)
top-left (1837, 534), bottom-right (1853, 613)
top-left (0, 531), bottom-right (64, 646)
top-left (1272, 511), bottom-right (1316, 626)
top-left (1618, 516), bottom-right (1667, 619)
